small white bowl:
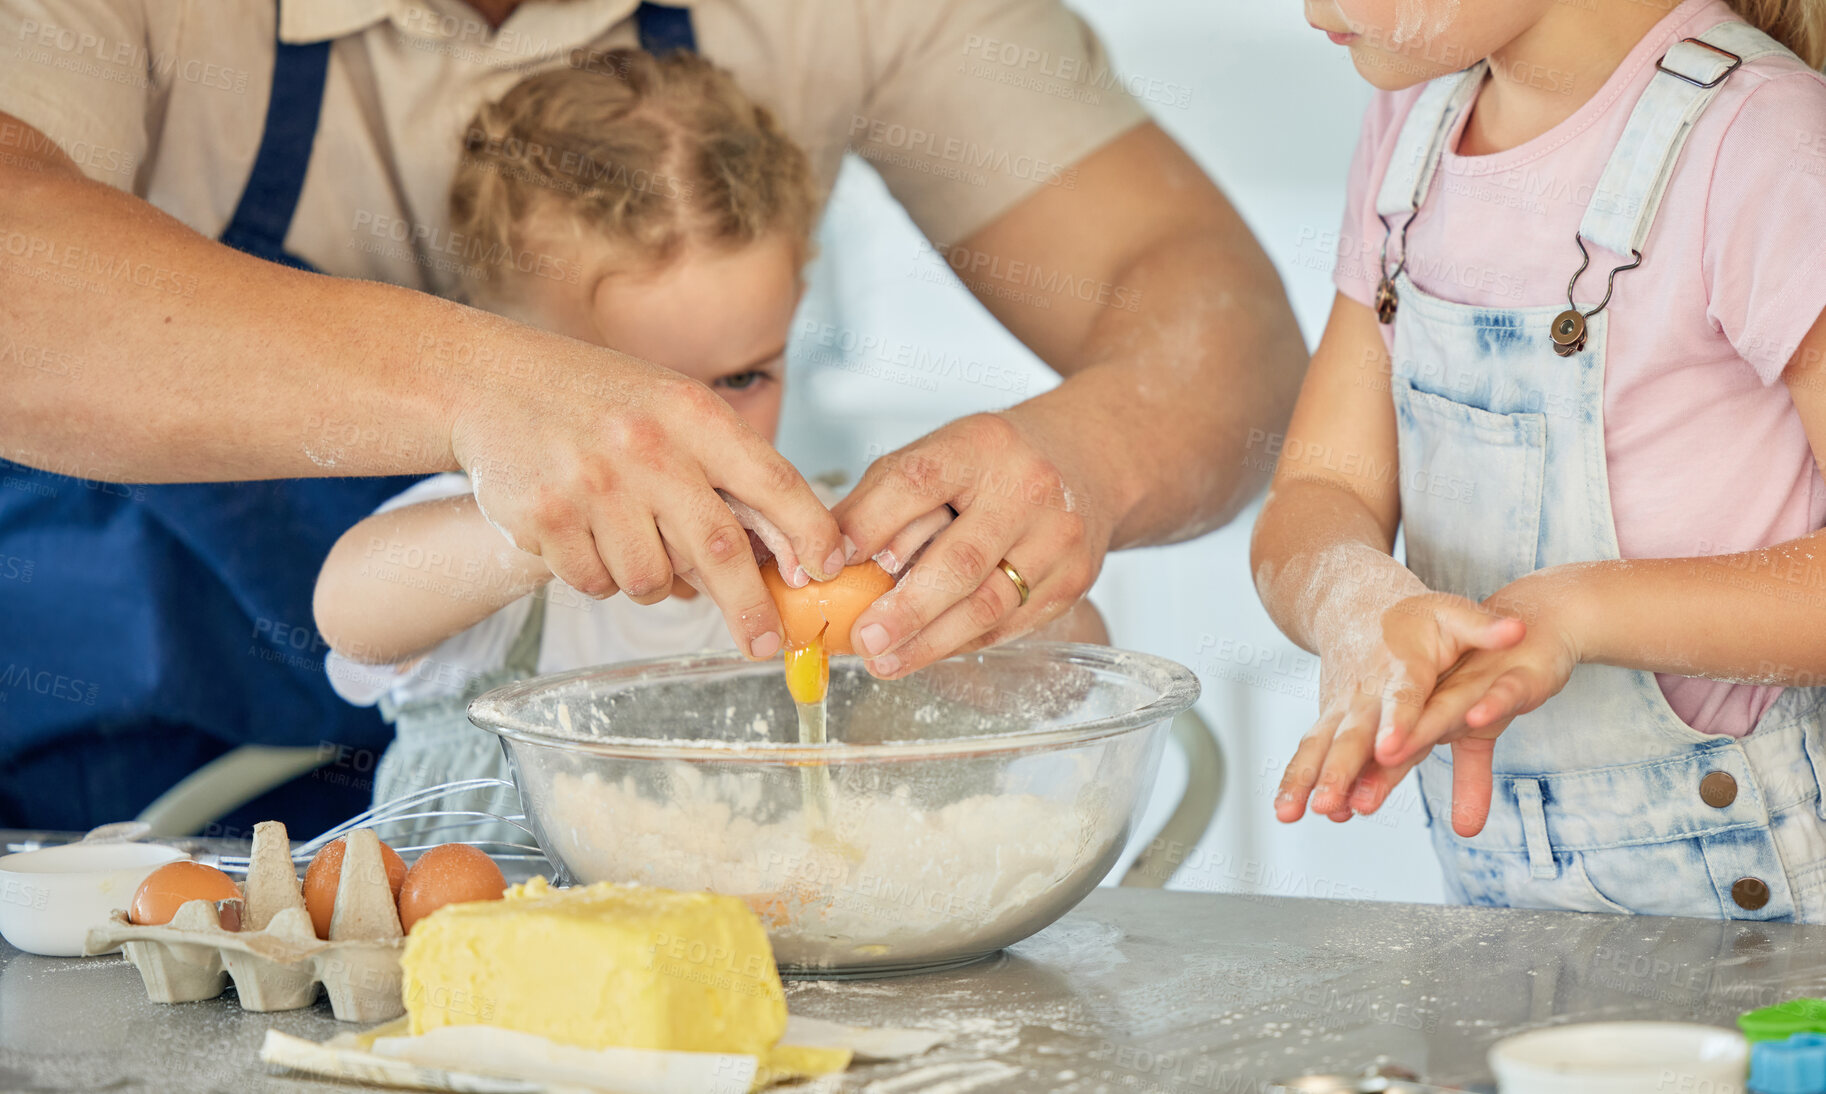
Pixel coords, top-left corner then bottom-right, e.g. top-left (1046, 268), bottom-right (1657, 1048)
top-left (1491, 1021), bottom-right (1748, 1094)
top-left (0, 842), bottom-right (189, 957)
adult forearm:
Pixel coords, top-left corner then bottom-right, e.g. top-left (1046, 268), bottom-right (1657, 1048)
top-left (5, 137), bottom-right (515, 482)
top-left (1012, 223), bottom-right (1306, 551)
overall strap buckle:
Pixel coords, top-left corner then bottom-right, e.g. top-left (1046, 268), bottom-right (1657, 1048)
top-left (1655, 37), bottom-right (1744, 90)
top-left (1560, 24), bottom-right (1776, 356)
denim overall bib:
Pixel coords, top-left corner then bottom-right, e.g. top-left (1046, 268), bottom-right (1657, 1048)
top-left (367, 3), bottom-right (699, 846)
top-left (1376, 21), bottom-right (1826, 921)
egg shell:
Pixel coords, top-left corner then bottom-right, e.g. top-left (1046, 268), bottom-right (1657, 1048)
top-left (303, 836), bottom-right (406, 939)
top-left (128, 861), bottom-right (242, 926)
top-left (397, 844), bottom-right (507, 933)
top-left (763, 562), bottom-right (896, 655)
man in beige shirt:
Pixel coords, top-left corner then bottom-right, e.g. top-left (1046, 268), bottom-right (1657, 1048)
top-left (0, 0), bottom-right (1302, 829)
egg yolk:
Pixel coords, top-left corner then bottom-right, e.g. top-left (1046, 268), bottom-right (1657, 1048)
top-left (784, 627), bottom-right (830, 705)
top-left (764, 561), bottom-right (894, 708)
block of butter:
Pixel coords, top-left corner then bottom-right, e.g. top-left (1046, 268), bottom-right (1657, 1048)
top-left (400, 877), bottom-right (787, 1058)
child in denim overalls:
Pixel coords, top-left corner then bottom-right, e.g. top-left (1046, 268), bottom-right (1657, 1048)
top-left (1258, 0), bottom-right (1826, 919)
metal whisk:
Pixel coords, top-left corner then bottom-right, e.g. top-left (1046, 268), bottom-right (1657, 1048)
top-left (2, 780), bottom-right (547, 868)
top-left (210, 778), bottom-right (546, 872)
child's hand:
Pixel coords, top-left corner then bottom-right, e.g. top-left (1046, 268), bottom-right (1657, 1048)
top-left (1275, 593), bottom-right (1525, 825)
top-left (1367, 571), bottom-right (1587, 836)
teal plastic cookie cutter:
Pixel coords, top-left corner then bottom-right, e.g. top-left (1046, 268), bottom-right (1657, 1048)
top-left (1742, 1000), bottom-right (1826, 1044)
top-left (1751, 1032), bottom-right (1826, 1094)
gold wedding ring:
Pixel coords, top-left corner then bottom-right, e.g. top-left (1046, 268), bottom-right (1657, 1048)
top-left (998, 559), bottom-right (1030, 607)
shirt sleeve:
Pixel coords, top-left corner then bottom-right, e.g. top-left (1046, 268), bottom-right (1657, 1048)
top-left (1333, 90), bottom-right (1412, 310)
top-left (324, 650), bottom-right (406, 707)
top-left (1702, 71), bottom-right (1826, 384)
top-left (370, 471), bottom-right (475, 514)
top-left (853, 0), bottom-right (1149, 244)
top-left (0, 0), bottom-right (150, 189)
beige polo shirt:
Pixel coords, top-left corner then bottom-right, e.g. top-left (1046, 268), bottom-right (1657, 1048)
top-left (0, 0), bottom-right (1146, 297)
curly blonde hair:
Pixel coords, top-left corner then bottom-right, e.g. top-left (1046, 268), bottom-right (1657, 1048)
top-left (1728, 0), bottom-right (1826, 67)
top-left (450, 49), bottom-right (818, 303)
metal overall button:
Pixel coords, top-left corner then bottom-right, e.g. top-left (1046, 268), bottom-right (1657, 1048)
top-left (1733, 877), bottom-right (1771, 911)
top-left (1550, 310), bottom-right (1587, 356)
top-left (1700, 771), bottom-right (1738, 809)
top-left (1373, 211), bottom-right (1415, 325)
top-left (1375, 279), bottom-right (1400, 324)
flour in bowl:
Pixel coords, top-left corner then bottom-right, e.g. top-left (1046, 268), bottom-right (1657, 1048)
top-left (536, 753), bottom-right (1125, 969)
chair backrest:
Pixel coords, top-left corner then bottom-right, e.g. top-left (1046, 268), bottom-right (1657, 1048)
top-left (1121, 707), bottom-right (1224, 888)
top-left (135, 746), bottom-right (333, 836)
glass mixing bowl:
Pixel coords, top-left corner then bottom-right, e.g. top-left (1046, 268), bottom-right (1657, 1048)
top-left (468, 642), bottom-right (1199, 977)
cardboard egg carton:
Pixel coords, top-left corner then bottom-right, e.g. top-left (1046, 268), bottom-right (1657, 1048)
top-left (84, 822), bottom-right (406, 1022)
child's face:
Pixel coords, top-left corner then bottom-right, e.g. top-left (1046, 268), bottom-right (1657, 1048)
top-left (1305, 0), bottom-right (1551, 89)
top-left (523, 233), bottom-right (801, 444)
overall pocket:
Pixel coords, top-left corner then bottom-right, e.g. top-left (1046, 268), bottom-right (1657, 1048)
top-left (1433, 834), bottom-right (1632, 914)
top-left (1576, 839), bottom-right (1736, 920)
top-left (1392, 378), bottom-right (1547, 602)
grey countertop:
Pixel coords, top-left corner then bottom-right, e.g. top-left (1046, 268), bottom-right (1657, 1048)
top-left (4, 880), bottom-right (1822, 1092)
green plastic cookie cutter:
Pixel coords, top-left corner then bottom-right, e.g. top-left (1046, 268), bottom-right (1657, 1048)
top-left (1741, 999), bottom-right (1826, 1043)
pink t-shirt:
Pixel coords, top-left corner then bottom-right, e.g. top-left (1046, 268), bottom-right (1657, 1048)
top-left (1334, 0), bottom-right (1826, 738)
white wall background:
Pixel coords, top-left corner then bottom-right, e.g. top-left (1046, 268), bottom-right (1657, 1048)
top-left (777, 0), bottom-right (1445, 905)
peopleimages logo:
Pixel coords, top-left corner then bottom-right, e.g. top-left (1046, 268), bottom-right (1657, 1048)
top-left (0, 664), bottom-right (99, 705)
top-left (795, 319), bottom-right (1030, 395)
top-left (0, 231), bottom-right (200, 296)
top-left (349, 211), bottom-right (581, 284)
top-left (914, 240), bottom-right (1142, 312)
top-left (14, 19), bottom-right (252, 94)
top-left (461, 127), bottom-right (695, 201)
top-left (958, 34), bottom-right (1193, 109)
top-left (848, 117), bottom-right (1078, 189)
top-left (0, 117), bottom-right (134, 176)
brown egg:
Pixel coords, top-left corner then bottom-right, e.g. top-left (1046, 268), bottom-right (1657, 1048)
top-left (397, 844), bottom-right (507, 932)
top-left (128, 861), bottom-right (241, 925)
top-left (762, 561), bottom-right (896, 655)
top-left (303, 836), bottom-right (406, 939)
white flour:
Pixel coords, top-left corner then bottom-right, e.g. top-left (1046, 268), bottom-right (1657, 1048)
top-left (540, 757), bottom-right (1114, 968)
top-left (1391, 0), bottom-right (1426, 44)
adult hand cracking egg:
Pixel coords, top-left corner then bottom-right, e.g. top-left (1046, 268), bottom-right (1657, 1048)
top-left (834, 413), bottom-right (1112, 681)
top-left (763, 561), bottom-right (896, 703)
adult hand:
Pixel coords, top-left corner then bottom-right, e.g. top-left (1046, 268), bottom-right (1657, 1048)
top-left (448, 350), bottom-right (842, 660)
top-left (833, 412), bottom-right (1110, 678)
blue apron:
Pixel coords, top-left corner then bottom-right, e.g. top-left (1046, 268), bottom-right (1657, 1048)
top-left (0, 2), bottom-right (697, 831)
